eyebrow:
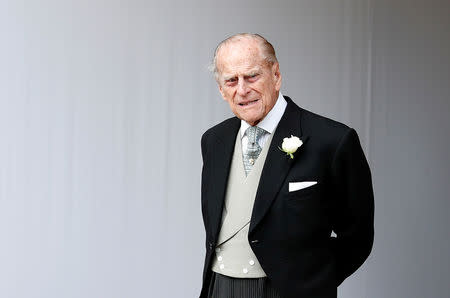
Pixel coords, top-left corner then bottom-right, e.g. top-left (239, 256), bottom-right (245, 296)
top-left (222, 69), bottom-right (261, 81)
top-left (222, 75), bottom-right (236, 81)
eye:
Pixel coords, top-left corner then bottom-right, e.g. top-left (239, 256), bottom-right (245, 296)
top-left (225, 77), bottom-right (237, 86)
top-left (247, 73), bottom-right (259, 82)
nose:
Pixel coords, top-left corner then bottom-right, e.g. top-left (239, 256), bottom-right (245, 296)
top-left (237, 79), bottom-right (250, 96)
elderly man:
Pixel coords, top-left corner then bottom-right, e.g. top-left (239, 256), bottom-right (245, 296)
top-left (199, 33), bottom-right (374, 298)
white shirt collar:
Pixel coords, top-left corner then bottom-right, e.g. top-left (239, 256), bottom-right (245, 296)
top-left (240, 92), bottom-right (287, 138)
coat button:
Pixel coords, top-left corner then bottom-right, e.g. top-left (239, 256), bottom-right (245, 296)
top-left (249, 260), bottom-right (255, 266)
top-left (243, 268), bottom-right (248, 274)
top-left (209, 242), bottom-right (214, 250)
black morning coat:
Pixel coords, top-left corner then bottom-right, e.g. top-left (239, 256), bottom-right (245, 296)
top-left (199, 96), bottom-right (374, 298)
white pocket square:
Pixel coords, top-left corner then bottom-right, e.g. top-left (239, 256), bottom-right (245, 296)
top-left (289, 181), bottom-right (317, 192)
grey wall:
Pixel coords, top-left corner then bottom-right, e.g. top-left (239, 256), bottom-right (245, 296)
top-left (368, 1), bottom-right (450, 297)
top-left (1, 0), bottom-right (449, 297)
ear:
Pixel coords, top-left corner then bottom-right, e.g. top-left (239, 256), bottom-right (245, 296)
top-left (273, 62), bottom-right (282, 91)
top-left (219, 84), bottom-right (226, 100)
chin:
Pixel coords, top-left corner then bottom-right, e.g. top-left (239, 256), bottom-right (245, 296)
top-left (243, 117), bottom-right (261, 126)
top-left (246, 113), bottom-right (263, 124)
top-left (235, 108), bottom-right (263, 125)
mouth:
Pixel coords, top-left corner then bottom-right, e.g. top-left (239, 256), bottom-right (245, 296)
top-left (238, 99), bottom-right (259, 107)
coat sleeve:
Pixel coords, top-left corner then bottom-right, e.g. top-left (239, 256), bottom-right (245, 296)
top-left (200, 131), bottom-right (210, 234)
top-left (330, 128), bottom-right (374, 286)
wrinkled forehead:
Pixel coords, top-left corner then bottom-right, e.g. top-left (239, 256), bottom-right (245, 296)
top-left (216, 40), bottom-right (265, 75)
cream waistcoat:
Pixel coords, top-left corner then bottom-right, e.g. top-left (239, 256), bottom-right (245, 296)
top-left (211, 131), bottom-right (274, 278)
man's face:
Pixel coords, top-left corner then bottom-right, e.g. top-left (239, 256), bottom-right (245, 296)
top-left (216, 39), bottom-right (282, 126)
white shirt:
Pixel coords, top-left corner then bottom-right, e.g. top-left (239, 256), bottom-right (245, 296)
top-left (240, 92), bottom-right (287, 152)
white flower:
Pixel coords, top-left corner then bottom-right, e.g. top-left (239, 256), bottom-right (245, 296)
top-left (281, 135), bottom-right (303, 159)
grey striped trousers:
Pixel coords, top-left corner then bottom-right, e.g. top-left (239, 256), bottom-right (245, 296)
top-left (208, 272), bottom-right (281, 298)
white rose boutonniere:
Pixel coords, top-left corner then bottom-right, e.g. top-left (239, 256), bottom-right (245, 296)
top-left (280, 135), bottom-right (303, 159)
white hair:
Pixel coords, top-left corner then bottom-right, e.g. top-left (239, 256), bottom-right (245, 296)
top-left (209, 33), bottom-right (278, 81)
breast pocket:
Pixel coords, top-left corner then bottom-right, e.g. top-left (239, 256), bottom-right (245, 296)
top-left (284, 181), bottom-right (327, 234)
top-left (287, 181), bottom-right (321, 202)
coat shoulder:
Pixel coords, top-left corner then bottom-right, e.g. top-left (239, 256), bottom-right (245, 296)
top-left (201, 116), bottom-right (239, 144)
top-left (201, 116), bottom-right (240, 158)
top-left (300, 107), bottom-right (352, 143)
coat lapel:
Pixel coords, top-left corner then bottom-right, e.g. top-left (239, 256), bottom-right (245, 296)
top-left (207, 118), bottom-right (241, 242)
top-left (249, 97), bottom-right (308, 234)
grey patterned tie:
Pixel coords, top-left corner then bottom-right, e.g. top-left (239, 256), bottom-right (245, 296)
top-left (243, 126), bottom-right (266, 176)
